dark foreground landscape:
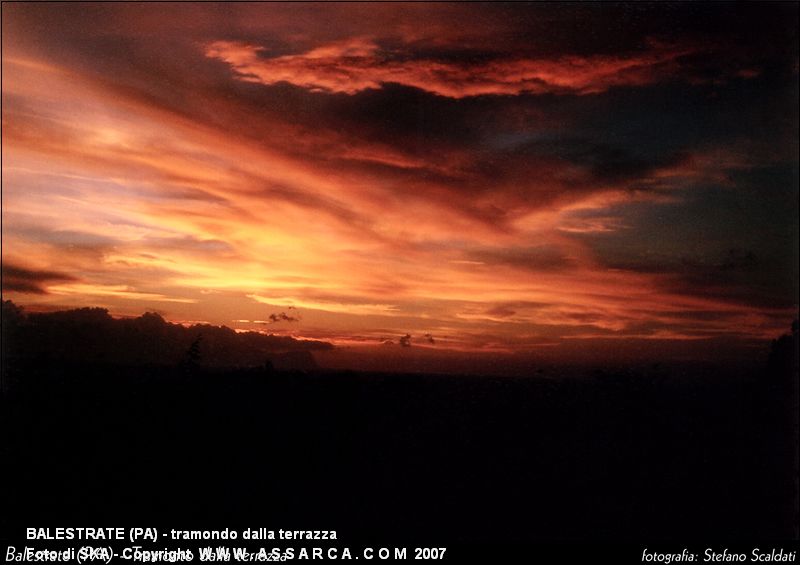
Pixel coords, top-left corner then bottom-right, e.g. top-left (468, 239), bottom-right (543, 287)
top-left (1, 305), bottom-right (798, 543)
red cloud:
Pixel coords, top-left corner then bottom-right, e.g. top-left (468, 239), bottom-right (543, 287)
top-left (206, 38), bottom-right (699, 98)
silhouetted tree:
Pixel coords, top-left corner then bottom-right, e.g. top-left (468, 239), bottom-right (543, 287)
top-left (767, 320), bottom-right (799, 383)
top-left (2, 300), bottom-right (26, 328)
top-left (181, 334), bottom-right (203, 370)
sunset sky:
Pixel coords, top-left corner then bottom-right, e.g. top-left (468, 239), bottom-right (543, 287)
top-left (2, 3), bottom-right (798, 361)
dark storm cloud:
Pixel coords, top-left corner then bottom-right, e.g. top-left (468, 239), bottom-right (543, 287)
top-left (2, 263), bottom-right (77, 294)
top-left (599, 244), bottom-right (796, 311)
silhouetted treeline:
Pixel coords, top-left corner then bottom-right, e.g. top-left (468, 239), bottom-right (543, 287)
top-left (1, 300), bottom-right (331, 370)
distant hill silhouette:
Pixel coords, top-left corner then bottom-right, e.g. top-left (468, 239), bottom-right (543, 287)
top-left (1, 300), bottom-right (331, 370)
